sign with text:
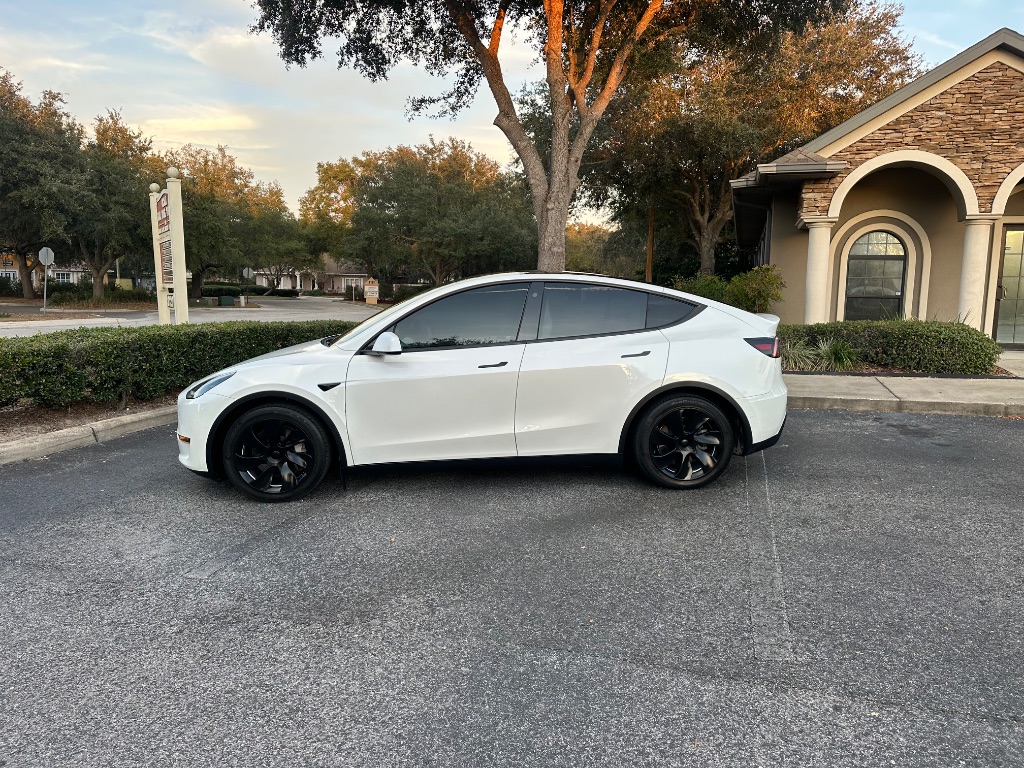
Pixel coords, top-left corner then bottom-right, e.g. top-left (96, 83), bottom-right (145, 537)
top-left (364, 277), bottom-right (379, 305)
top-left (149, 170), bottom-right (189, 325)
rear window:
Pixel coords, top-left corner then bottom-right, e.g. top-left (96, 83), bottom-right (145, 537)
top-left (646, 294), bottom-right (695, 328)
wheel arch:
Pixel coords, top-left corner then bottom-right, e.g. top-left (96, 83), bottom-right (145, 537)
top-left (618, 383), bottom-right (754, 457)
top-left (206, 391), bottom-right (349, 478)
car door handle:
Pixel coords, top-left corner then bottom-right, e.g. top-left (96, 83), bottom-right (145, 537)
top-left (478, 361), bottom-right (508, 368)
top-left (621, 351), bottom-right (651, 358)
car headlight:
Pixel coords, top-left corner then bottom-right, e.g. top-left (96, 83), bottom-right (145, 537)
top-left (185, 372), bottom-right (235, 400)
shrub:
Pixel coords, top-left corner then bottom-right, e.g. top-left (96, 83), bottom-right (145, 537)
top-left (673, 266), bottom-right (785, 314)
top-left (302, 289), bottom-right (329, 296)
top-left (266, 288), bottom-right (299, 298)
top-left (0, 319), bottom-right (357, 408)
top-left (392, 284), bottom-right (430, 303)
top-left (723, 266), bottom-right (785, 314)
top-left (780, 337), bottom-right (816, 371)
top-left (672, 273), bottom-right (727, 304)
top-left (779, 319), bottom-right (1000, 375)
top-left (108, 286), bottom-right (155, 303)
top-left (44, 281), bottom-right (85, 295)
top-left (812, 337), bottom-right (860, 372)
top-left (202, 285), bottom-right (241, 298)
top-left (0, 276), bottom-right (19, 297)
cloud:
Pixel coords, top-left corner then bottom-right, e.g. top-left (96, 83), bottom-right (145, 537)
top-left (1, 0), bottom-right (541, 211)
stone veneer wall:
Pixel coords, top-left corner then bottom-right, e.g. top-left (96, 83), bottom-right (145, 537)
top-left (801, 62), bottom-right (1024, 216)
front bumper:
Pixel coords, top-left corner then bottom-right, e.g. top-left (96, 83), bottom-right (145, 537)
top-left (176, 391), bottom-right (230, 473)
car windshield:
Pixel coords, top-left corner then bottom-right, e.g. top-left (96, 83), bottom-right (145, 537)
top-left (329, 284), bottom-right (449, 346)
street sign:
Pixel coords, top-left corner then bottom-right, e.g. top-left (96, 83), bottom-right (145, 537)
top-left (242, 267), bottom-right (255, 278)
top-left (38, 247), bottom-right (55, 314)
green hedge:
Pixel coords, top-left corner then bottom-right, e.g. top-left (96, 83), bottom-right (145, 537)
top-left (779, 320), bottom-right (1001, 375)
top-left (202, 285), bottom-right (241, 298)
top-left (0, 320), bottom-right (357, 408)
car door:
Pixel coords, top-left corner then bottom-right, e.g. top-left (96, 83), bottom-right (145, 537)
top-left (345, 282), bottom-right (531, 465)
top-left (514, 282), bottom-right (694, 456)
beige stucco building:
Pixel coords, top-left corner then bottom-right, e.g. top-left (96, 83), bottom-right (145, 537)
top-left (732, 28), bottom-right (1024, 344)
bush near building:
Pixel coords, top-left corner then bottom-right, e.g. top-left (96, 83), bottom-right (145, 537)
top-left (779, 320), bottom-right (1001, 375)
top-left (0, 320), bottom-right (356, 408)
top-left (673, 265), bottom-right (785, 314)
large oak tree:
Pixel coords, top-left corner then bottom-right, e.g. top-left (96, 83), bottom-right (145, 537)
top-left (253, 0), bottom-right (842, 272)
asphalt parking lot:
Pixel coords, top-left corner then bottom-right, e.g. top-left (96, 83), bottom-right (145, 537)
top-left (1, 410), bottom-right (1022, 767)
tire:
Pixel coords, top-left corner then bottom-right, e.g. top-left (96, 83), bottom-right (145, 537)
top-left (633, 395), bottom-right (735, 489)
top-left (222, 404), bottom-right (331, 502)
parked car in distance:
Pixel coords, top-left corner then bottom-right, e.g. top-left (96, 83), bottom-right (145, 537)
top-left (176, 272), bottom-right (787, 501)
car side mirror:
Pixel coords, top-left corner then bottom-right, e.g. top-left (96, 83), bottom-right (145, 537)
top-left (369, 331), bottom-right (402, 356)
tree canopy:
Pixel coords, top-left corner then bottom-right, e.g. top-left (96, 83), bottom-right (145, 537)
top-left (0, 70), bottom-right (84, 297)
top-left (334, 137), bottom-right (536, 284)
top-left (579, 0), bottom-right (921, 275)
top-left (253, 0), bottom-right (844, 271)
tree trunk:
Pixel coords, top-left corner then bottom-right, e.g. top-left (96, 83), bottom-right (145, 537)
top-left (536, 183), bottom-right (571, 272)
top-left (190, 270), bottom-right (205, 299)
top-left (92, 269), bottom-right (105, 299)
top-left (697, 229), bottom-right (717, 275)
top-left (15, 252), bottom-right (35, 299)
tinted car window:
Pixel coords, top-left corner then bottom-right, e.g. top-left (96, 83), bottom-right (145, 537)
top-left (391, 283), bottom-right (529, 349)
top-left (538, 283), bottom-right (648, 340)
top-left (646, 293), bottom-right (695, 328)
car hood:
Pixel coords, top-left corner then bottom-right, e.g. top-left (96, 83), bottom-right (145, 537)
top-left (243, 339), bottom-right (330, 364)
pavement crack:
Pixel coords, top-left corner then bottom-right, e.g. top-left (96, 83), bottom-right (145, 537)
top-left (746, 452), bottom-right (795, 663)
top-left (875, 376), bottom-right (901, 400)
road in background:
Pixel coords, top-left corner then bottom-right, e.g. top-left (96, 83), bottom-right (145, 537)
top-left (0, 296), bottom-right (380, 337)
top-left (1, 410), bottom-right (1022, 766)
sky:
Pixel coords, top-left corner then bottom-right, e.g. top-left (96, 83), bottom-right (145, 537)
top-left (2, 0), bottom-right (1024, 213)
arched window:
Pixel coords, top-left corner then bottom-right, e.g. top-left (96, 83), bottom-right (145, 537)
top-left (844, 231), bottom-right (907, 321)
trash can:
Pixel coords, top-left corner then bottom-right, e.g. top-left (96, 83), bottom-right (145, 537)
top-left (219, 295), bottom-right (235, 307)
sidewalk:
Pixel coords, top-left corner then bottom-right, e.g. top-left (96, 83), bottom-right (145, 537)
top-left (785, 352), bottom-right (1024, 417)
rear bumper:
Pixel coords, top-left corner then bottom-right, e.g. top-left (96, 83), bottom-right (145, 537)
top-left (740, 379), bottom-right (787, 454)
top-left (745, 415), bottom-right (786, 455)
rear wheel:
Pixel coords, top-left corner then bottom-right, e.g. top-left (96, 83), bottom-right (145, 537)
top-left (633, 396), bottom-right (735, 489)
top-left (222, 404), bottom-right (331, 502)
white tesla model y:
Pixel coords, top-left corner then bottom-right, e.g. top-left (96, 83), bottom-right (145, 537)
top-left (177, 273), bottom-right (787, 501)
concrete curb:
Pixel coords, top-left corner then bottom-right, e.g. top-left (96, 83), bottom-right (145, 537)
top-left (789, 396), bottom-right (1024, 418)
top-left (0, 406), bottom-right (177, 466)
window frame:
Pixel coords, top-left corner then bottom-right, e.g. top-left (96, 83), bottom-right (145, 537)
top-left (529, 281), bottom-right (700, 344)
top-left (367, 281), bottom-right (537, 353)
top-left (843, 230), bottom-right (908, 322)
top-left (358, 278), bottom-right (703, 354)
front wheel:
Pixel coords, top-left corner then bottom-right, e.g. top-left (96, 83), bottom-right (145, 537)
top-left (633, 396), bottom-right (735, 489)
top-left (222, 404), bottom-right (331, 502)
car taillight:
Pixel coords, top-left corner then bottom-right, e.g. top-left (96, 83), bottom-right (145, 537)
top-left (746, 337), bottom-right (780, 358)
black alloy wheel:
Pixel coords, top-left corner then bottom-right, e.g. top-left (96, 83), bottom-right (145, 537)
top-left (223, 404), bottom-right (331, 502)
top-left (634, 395), bottom-right (735, 489)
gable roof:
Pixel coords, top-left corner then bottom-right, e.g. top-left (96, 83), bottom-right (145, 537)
top-left (804, 27), bottom-right (1024, 154)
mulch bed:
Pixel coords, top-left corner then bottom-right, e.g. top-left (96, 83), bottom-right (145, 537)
top-left (0, 394), bottom-right (179, 444)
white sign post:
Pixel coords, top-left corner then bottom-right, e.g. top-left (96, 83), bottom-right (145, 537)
top-left (38, 247), bottom-right (54, 314)
top-left (148, 168), bottom-right (189, 325)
